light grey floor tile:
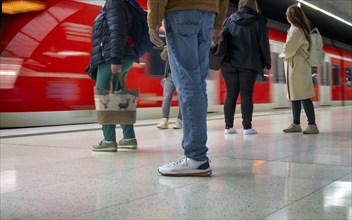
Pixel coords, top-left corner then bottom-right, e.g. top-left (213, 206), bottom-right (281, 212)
top-left (75, 188), bottom-right (288, 220)
top-left (1, 196), bottom-right (75, 219)
top-left (1, 106), bottom-right (351, 220)
top-left (264, 200), bottom-right (352, 220)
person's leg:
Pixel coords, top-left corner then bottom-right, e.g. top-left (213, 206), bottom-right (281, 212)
top-left (283, 100), bottom-right (303, 133)
top-left (301, 98), bottom-right (316, 125)
top-left (161, 76), bottom-right (174, 119)
top-left (164, 10), bottom-right (214, 162)
top-left (110, 60), bottom-right (138, 148)
top-left (96, 62), bottom-right (116, 142)
top-left (221, 62), bottom-right (240, 130)
top-left (115, 59), bottom-right (136, 141)
top-left (92, 62), bottom-right (118, 151)
top-left (291, 100), bottom-right (302, 125)
top-left (238, 70), bottom-right (258, 130)
top-left (301, 98), bottom-right (319, 134)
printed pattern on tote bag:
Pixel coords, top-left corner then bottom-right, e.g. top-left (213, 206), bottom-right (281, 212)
top-left (94, 87), bottom-right (139, 125)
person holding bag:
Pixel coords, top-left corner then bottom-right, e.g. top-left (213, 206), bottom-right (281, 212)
top-left (90, 0), bottom-right (139, 152)
top-left (280, 5), bottom-right (319, 134)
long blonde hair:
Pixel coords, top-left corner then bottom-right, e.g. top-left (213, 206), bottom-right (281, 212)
top-left (286, 5), bottom-right (311, 45)
top-left (238, 0), bottom-right (259, 13)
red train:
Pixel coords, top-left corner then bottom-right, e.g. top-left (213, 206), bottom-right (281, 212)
top-left (1, 0), bottom-right (351, 128)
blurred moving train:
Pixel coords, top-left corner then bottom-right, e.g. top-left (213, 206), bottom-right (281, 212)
top-left (1, 0), bottom-right (351, 128)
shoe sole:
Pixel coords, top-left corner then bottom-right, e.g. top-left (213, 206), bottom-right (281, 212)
top-left (119, 145), bottom-right (137, 149)
top-left (91, 148), bottom-right (117, 152)
top-left (158, 169), bottom-right (212, 177)
top-left (283, 130), bottom-right (302, 133)
top-left (303, 132), bottom-right (319, 134)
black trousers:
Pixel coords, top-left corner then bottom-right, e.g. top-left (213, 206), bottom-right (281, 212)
top-left (221, 62), bottom-right (258, 129)
top-left (291, 99), bottom-right (316, 125)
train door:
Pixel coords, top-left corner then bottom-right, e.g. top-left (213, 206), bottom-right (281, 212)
top-left (270, 46), bottom-right (290, 108)
top-left (319, 61), bottom-right (331, 105)
top-left (330, 57), bottom-right (352, 104)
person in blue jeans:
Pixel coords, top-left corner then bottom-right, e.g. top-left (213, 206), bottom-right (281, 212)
top-left (147, 0), bottom-right (228, 176)
top-left (89, 0), bottom-right (139, 152)
top-left (156, 47), bottom-right (182, 129)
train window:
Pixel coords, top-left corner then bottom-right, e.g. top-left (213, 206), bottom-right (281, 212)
top-left (274, 53), bottom-right (286, 83)
top-left (311, 67), bottom-right (317, 86)
top-left (345, 67), bottom-right (351, 87)
top-left (332, 64), bottom-right (339, 86)
top-left (321, 62), bottom-right (329, 86)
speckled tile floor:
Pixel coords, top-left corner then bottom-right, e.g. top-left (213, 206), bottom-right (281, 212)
top-left (1, 107), bottom-right (351, 219)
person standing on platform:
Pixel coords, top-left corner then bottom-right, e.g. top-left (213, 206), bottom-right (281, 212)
top-left (219, 0), bottom-right (271, 135)
top-left (280, 5), bottom-right (319, 134)
top-left (156, 47), bottom-right (182, 129)
top-left (147, 0), bottom-right (228, 176)
top-left (90, 0), bottom-right (139, 152)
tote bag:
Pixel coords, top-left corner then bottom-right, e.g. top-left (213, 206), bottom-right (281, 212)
top-left (94, 77), bottom-right (139, 124)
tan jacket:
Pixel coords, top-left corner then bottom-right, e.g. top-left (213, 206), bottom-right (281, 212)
top-left (147, 0), bottom-right (229, 29)
top-left (280, 26), bottom-right (315, 101)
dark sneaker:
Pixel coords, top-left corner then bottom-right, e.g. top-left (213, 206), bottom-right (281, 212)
top-left (92, 141), bottom-right (117, 152)
top-left (303, 124), bottom-right (319, 134)
top-left (118, 138), bottom-right (138, 149)
top-left (158, 157), bottom-right (212, 177)
top-left (283, 124), bottom-right (302, 133)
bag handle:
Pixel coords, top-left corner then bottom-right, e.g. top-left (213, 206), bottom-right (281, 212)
top-left (310, 27), bottom-right (320, 34)
top-left (109, 75), bottom-right (127, 93)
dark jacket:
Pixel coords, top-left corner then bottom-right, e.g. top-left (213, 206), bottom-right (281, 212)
top-left (222, 7), bottom-right (271, 74)
top-left (90, 0), bottom-right (138, 68)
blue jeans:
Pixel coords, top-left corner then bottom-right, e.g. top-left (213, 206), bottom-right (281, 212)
top-left (161, 75), bottom-right (182, 120)
top-left (164, 10), bottom-right (215, 161)
top-left (96, 61), bottom-right (135, 142)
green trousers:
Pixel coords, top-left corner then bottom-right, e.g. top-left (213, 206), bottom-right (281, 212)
top-left (96, 60), bottom-right (135, 141)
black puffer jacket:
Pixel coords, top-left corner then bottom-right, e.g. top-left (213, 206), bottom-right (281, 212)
top-left (223, 7), bottom-right (271, 74)
top-left (90, 0), bottom-right (137, 68)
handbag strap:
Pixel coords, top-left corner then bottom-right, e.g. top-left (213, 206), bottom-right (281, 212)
top-left (109, 74), bottom-right (127, 93)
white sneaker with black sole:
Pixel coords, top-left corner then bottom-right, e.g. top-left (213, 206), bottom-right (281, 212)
top-left (158, 157), bottom-right (212, 177)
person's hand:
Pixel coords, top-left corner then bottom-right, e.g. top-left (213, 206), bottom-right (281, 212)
top-left (212, 28), bottom-right (223, 46)
top-left (111, 64), bottom-right (122, 75)
top-left (148, 27), bottom-right (164, 47)
top-left (263, 68), bottom-right (270, 75)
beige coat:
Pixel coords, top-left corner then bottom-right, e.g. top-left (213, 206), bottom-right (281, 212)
top-left (280, 26), bottom-right (315, 101)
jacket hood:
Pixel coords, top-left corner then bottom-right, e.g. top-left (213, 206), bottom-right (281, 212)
top-left (230, 7), bottom-right (262, 25)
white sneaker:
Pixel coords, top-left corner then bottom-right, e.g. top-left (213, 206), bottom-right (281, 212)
top-left (156, 118), bottom-right (168, 129)
top-left (224, 127), bottom-right (237, 134)
top-left (158, 157), bottom-right (212, 177)
top-left (243, 128), bottom-right (257, 135)
top-left (173, 119), bottom-right (182, 129)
